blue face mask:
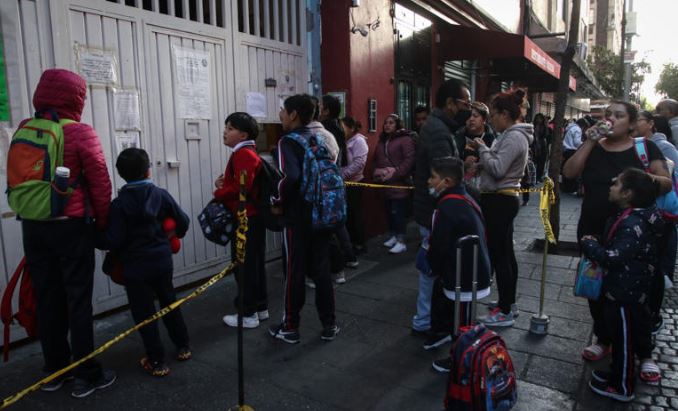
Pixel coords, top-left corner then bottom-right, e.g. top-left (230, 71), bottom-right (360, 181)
top-left (428, 186), bottom-right (437, 197)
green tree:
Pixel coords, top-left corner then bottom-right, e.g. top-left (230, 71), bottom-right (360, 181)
top-left (587, 46), bottom-right (650, 102)
top-left (656, 63), bottom-right (678, 99)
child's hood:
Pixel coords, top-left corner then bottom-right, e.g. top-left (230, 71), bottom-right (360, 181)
top-left (117, 183), bottom-right (163, 221)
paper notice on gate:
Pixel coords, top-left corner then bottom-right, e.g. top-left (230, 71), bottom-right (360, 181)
top-left (246, 92), bottom-right (267, 118)
top-left (113, 89), bottom-right (141, 130)
top-left (172, 46), bottom-right (212, 119)
top-left (76, 45), bottom-right (118, 86)
top-left (115, 131), bottom-right (140, 155)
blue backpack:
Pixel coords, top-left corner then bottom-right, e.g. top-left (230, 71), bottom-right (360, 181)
top-left (285, 132), bottom-right (347, 231)
top-left (633, 137), bottom-right (678, 218)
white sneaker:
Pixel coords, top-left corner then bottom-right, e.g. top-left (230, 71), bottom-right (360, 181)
top-left (306, 279), bottom-right (316, 289)
top-left (389, 241), bottom-right (407, 254)
top-left (257, 310), bottom-right (270, 321)
top-left (383, 236), bottom-right (397, 248)
top-left (334, 271), bottom-right (346, 284)
top-left (222, 313), bottom-right (260, 328)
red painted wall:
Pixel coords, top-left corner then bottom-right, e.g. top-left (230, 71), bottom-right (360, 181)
top-left (322, 0), bottom-right (396, 237)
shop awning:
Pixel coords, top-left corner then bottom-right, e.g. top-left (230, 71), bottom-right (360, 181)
top-left (439, 25), bottom-right (576, 92)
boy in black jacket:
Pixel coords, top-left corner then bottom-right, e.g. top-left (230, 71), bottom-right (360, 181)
top-left (106, 148), bottom-right (191, 377)
top-left (424, 157), bottom-right (491, 373)
top-left (581, 168), bottom-right (664, 402)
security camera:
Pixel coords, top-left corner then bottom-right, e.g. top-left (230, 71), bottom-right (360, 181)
top-left (351, 25), bottom-right (369, 37)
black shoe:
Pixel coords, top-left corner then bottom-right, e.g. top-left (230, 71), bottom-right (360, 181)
top-left (588, 378), bottom-right (635, 402)
top-left (423, 333), bottom-right (452, 350)
top-left (40, 373), bottom-right (74, 392)
top-left (71, 369), bottom-right (117, 399)
top-left (321, 324), bottom-right (340, 341)
top-left (410, 328), bottom-right (429, 338)
top-left (652, 316), bottom-right (664, 336)
top-left (591, 370), bottom-right (610, 383)
top-left (268, 324), bottom-right (300, 344)
top-left (177, 346), bottom-right (192, 361)
top-left (432, 357), bottom-right (453, 373)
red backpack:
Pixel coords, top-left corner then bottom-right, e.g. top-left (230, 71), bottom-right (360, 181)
top-left (1, 257), bottom-right (38, 362)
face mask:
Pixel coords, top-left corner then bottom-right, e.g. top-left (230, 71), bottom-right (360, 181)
top-left (428, 186), bottom-right (438, 197)
top-left (455, 109), bottom-right (472, 125)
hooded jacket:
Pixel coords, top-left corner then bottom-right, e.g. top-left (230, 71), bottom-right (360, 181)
top-left (28, 69), bottom-right (112, 228)
top-left (477, 123), bottom-right (534, 192)
top-left (427, 185), bottom-right (491, 299)
top-left (105, 181), bottom-right (190, 278)
top-left (373, 129), bottom-right (416, 199)
top-left (413, 108), bottom-right (462, 227)
top-left (342, 133), bottom-right (369, 182)
top-left (581, 207), bottom-right (664, 304)
top-left (562, 122), bottom-right (583, 151)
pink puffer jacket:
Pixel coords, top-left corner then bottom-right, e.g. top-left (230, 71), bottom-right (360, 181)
top-left (28, 69), bottom-right (112, 228)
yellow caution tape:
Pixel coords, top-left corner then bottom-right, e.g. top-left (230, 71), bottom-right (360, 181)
top-left (345, 181), bottom-right (414, 190)
top-left (1, 190), bottom-right (251, 410)
top-left (539, 177), bottom-right (557, 244)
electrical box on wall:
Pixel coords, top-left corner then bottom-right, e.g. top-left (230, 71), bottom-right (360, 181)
top-left (368, 98), bottom-right (377, 132)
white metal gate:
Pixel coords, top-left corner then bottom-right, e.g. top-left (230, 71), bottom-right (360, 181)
top-left (0, 0), bottom-right (307, 339)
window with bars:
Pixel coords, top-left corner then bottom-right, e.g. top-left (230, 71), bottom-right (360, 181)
top-left (236, 0), bottom-right (302, 46)
top-left (106, 0), bottom-right (226, 27)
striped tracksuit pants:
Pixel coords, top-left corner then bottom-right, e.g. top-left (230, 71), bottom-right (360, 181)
top-left (603, 298), bottom-right (652, 395)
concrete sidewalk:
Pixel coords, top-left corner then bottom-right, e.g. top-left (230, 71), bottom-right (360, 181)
top-left (1, 193), bottom-right (676, 410)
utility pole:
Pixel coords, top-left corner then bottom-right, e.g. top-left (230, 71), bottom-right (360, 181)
top-left (619, 0), bottom-right (627, 99)
top-left (547, 0), bottom-right (580, 241)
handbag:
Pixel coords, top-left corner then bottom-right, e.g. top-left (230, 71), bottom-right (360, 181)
top-left (574, 209), bottom-right (631, 300)
top-left (197, 201), bottom-right (235, 246)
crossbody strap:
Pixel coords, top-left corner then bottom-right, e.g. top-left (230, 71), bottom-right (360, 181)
top-left (439, 194), bottom-right (484, 222)
top-left (633, 137), bottom-right (651, 172)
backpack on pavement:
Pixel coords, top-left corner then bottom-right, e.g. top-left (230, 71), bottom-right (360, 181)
top-left (6, 111), bottom-right (78, 220)
top-left (445, 235), bottom-right (517, 411)
top-left (1, 257), bottom-right (38, 362)
top-left (633, 137), bottom-right (678, 219)
top-left (285, 132), bottom-right (347, 231)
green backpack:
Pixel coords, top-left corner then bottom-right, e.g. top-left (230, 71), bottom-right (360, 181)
top-left (6, 112), bottom-right (77, 220)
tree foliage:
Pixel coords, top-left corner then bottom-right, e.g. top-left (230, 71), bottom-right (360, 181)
top-left (656, 63), bottom-right (678, 100)
top-left (587, 46), bottom-right (650, 102)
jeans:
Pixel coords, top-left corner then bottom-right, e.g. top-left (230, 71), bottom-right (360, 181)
top-left (412, 225), bottom-right (434, 331)
top-left (386, 198), bottom-right (407, 241)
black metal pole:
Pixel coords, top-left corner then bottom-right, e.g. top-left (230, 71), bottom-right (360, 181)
top-left (237, 171), bottom-right (246, 408)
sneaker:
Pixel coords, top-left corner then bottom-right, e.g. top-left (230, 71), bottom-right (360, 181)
top-left (321, 324), bottom-right (340, 341)
top-left (481, 308), bottom-right (515, 327)
top-left (487, 302), bottom-right (519, 318)
top-left (334, 271), bottom-right (346, 284)
top-left (268, 324), bottom-right (300, 344)
top-left (40, 374), bottom-right (74, 392)
top-left (588, 378), bottom-right (635, 402)
top-left (591, 370), bottom-right (611, 383)
top-left (389, 242), bottom-right (407, 254)
top-left (423, 332), bottom-right (452, 350)
top-left (345, 259), bottom-right (359, 269)
top-left (222, 313), bottom-right (260, 328)
top-left (652, 316), bottom-right (664, 336)
top-left (432, 357), bottom-right (453, 373)
top-left (177, 346), bottom-right (192, 361)
top-left (410, 328), bottom-right (429, 338)
top-left (71, 369), bottom-right (116, 399)
top-left (257, 309), bottom-right (270, 321)
top-left (140, 357), bottom-right (170, 377)
top-left (383, 236), bottom-right (398, 248)
top-left (306, 279), bottom-right (316, 289)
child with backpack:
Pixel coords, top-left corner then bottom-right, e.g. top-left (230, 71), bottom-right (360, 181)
top-left (581, 168), bottom-right (664, 402)
top-left (268, 94), bottom-right (342, 344)
top-left (105, 148), bottom-right (191, 377)
top-left (423, 157), bottom-right (491, 372)
top-left (213, 112), bottom-right (269, 329)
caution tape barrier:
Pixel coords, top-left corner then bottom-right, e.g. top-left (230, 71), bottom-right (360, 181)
top-left (0, 205), bottom-right (249, 410)
top-left (345, 180), bottom-right (546, 194)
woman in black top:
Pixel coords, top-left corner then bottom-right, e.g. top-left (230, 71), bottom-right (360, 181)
top-left (563, 101), bottom-right (671, 368)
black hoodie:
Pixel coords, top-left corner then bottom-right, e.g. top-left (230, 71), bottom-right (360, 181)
top-left (105, 180), bottom-right (189, 279)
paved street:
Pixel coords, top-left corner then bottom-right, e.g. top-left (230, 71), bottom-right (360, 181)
top-left (1, 193), bottom-right (677, 410)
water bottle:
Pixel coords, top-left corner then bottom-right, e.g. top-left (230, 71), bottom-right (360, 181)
top-left (51, 166), bottom-right (70, 217)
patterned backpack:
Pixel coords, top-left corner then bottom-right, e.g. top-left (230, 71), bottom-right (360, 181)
top-left (446, 323), bottom-right (517, 411)
top-left (284, 132), bottom-right (347, 231)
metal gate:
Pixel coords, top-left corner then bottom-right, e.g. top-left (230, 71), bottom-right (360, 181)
top-left (0, 0), bottom-right (307, 339)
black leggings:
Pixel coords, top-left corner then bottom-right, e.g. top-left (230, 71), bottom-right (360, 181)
top-left (480, 193), bottom-right (520, 313)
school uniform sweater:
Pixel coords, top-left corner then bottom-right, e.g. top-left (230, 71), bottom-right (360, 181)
top-left (213, 140), bottom-right (262, 216)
